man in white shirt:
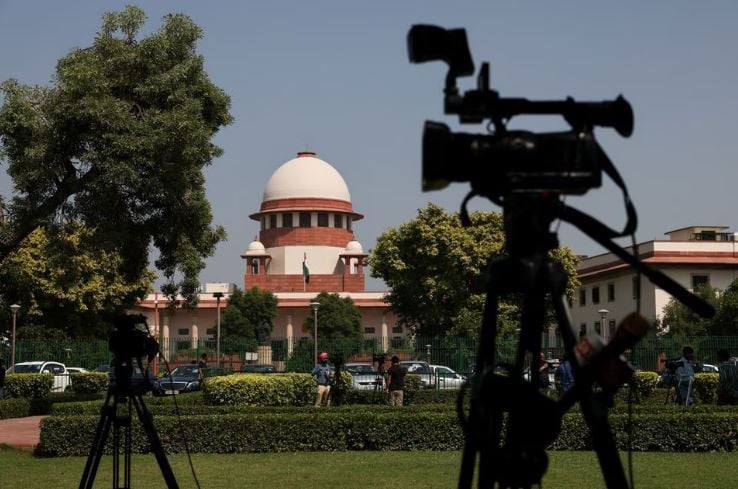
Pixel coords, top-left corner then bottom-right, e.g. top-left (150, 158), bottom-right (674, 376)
top-left (675, 346), bottom-right (695, 405)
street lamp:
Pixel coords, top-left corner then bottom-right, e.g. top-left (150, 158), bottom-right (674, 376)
top-left (310, 301), bottom-right (320, 363)
top-left (213, 292), bottom-right (224, 368)
top-left (598, 309), bottom-right (610, 342)
top-left (10, 304), bottom-right (20, 367)
top-left (426, 344), bottom-right (432, 364)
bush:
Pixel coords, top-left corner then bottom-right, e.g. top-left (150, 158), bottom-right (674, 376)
top-left (202, 373), bottom-right (316, 406)
top-left (694, 373), bottom-right (719, 404)
top-left (5, 373), bottom-right (53, 399)
top-left (0, 398), bottom-right (32, 419)
top-left (630, 371), bottom-right (659, 402)
top-left (70, 372), bottom-right (109, 394)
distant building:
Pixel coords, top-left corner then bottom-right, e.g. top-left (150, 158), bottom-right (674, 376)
top-left (133, 151), bottom-right (400, 354)
top-left (569, 226), bottom-right (738, 341)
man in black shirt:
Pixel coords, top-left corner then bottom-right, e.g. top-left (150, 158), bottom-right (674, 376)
top-left (386, 355), bottom-right (407, 407)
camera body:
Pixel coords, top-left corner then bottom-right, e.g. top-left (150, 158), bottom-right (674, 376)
top-left (408, 24), bottom-right (632, 197)
top-left (108, 314), bottom-right (159, 394)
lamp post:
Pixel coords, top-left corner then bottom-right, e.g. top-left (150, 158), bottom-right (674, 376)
top-left (310, 301), bottom-right (320, 363)
top-left (213, 292), bottom-right (224, 368)
top-left (153, 296), bottom-right (160, 375)
top-left (426, 344), bottom-right (432, 364)
top-left (598, 308), bottom-right (610, 342)
top-left (10, 304), bottom-right (20, 367)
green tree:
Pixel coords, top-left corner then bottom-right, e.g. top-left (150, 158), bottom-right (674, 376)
top-left (0, 224), bottom-right (153, 337)
top-left (367, 203), bottom-right (580, 337)
top-left (0, 6), bottom-right (232, 305)
top-left (220, 287), bottom-right (278, 344)
top-left (659, 284), bottom-right (719, 336)
top-left (304, 291), bottom-right (363, 340)
top-left (709, 278), bottom-right (738, 335)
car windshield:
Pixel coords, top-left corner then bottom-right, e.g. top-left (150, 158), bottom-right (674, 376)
top-left (13, 364), bottom-right (42, 373)
top-left (346, 364), bottom-right (374, 373)
top-left (169, 366), bottom-right (200, 377)
top-left (435, 366), bottom-right (454, 375)
top-left (402, 363), bottom-right (430, 373)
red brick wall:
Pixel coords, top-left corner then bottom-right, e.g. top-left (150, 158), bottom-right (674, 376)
top-left (245, 273), bottom-right (365, 292)
top-left (260, 227), bottom-right (354, 247)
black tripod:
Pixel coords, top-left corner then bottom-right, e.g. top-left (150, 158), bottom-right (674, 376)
top-left (79, 363), bottom-right (179, 489)
top-left (457, 194), bottom-right (713, 489)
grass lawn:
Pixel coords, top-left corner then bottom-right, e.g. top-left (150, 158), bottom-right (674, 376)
top-left (2, 448), bottom-right (738, 488)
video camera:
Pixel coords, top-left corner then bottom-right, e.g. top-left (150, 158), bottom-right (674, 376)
top-left (108, 314), bottom-right (159, 394)
top-left (407, 25), bottom-right (633, 198)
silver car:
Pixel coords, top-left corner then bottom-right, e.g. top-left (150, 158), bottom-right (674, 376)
top-left (429, 365), bottom-right (466, 390)
top-left (344, 363), bottom-right (384, 390)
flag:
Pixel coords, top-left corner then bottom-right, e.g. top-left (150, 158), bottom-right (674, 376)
top-left (302, 253), bottom-right (310, 284)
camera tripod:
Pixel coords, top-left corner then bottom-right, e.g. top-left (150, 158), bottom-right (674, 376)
top-left (457, 194), bottom-right (713, 489)
top-left (79, 366), bottom-right (179, 489)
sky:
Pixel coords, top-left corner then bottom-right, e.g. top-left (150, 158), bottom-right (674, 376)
top-left (1, 1), bottom-right (737, 292)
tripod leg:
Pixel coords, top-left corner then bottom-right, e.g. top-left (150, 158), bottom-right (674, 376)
top-left (547, 262), bottom-right (629, 489)
top-left (131, 394), bottom-right (180, 489)
top-left (79, 392), bottom-right (117, 489)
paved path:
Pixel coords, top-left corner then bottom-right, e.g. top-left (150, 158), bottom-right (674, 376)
top-left (0, 415), bottom-right (46, 450)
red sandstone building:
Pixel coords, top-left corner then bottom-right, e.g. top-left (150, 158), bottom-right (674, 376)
top-left (134, 152), bottom-right (400, 355)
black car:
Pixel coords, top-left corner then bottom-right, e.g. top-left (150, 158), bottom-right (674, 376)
top-left (157, 365), bottom-right (203, 395)
top-left (239, 364), bottom-right (276, 373)
top-left (103, 364), bottom-right (163, 396)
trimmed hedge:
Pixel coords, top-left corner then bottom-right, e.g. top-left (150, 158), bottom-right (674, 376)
top-left (38, 409), bottom-right (738, 456)
top-left (4, 373), bottom-right (53, 399)
top-left (70, 372), bottom-right (108, 394)
top-left (0, 398), bottom-right (32, 419)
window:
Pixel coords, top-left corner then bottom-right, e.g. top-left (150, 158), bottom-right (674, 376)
top-left (608, 319), bottom-right (616, 335)
top-left (392, 325), bottom-right (402, 334)
top-left (251, 258), bottom-right (259, 275)
top-left (592, 286), bottom-right (600, 305)
top-left (206, 327), bottom-right (216, 336)
top-left (632, 276), bottom-right (640, 300)
top-left (347, 219), bottom-right (352, 231)
top-left (607, 283), bottom-right (615, 302)
top-left (364, 327), bottom-right (376, 334)
top-left (579, 324), bottom-right (587, 338)
top-left (334, 214), bottom-right (343, 228)
top-left (299, 212), bottom-right (311, 227)
top-left (282, 213), bottom-right (293, 228)
top-left (178, 328), bottom-right (189, 336)
top-left (594, 321), bottom-right (601, 335)
top-left (269, 214), bottom-right (277, 229)
top-left (692, 274), bottom-right (709, 290)
top-left (579, 288), bottom-right (586, 306)
top-left (318, 212), bottom-right (329, 227)
top-left (260, 217), bottom-right (265, 230)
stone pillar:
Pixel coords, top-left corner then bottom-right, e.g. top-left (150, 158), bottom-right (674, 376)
top-left (257, 345), bottom-right (273, 365)
top-left (162, 319), bottom-right (171, 362)
top-left (381, 317), bottom-right (389, 353)
top-left (286, 314), bottom-right (294, 356)
top-left (191, 323), bottom-right (199, 349)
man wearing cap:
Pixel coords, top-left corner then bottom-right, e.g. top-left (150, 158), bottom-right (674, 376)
top-left (312, 352), bottom-right (332, 407)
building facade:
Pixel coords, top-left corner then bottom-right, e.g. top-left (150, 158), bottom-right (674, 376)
top-left (569, 226), bottom-right (738, 340)
top-left (133, 151), bottom-right (400, 355)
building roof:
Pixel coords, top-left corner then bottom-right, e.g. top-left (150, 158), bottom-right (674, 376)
top-left (262, 151), bottom-right (351, 203)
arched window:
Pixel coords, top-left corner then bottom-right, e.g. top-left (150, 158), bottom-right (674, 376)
top-left (251, 258), bottom-right (259, 275)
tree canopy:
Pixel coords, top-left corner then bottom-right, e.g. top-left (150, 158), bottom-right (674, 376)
top-left (367, 203), bottom-right (580, 337)
top-left (659, 280), bottom-right (738, 336)
top-left (219, 287), bottom-right (278, 344)
top-left (0, 6), bottom-right (232, 307)
top-left (303, 291), bottom-right (363, 341)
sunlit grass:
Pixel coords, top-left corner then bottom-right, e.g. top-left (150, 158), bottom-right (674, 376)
top-left (2, 447), bottom-right (737, 488)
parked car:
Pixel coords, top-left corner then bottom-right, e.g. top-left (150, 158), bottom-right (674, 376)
top-left (399, 360), bottom-right (434, 389)
top-left (239, 364), bottom-right (276, 373)
top-left (100, 364), bottom-right (163, 395)
top-left (698, 363), bottom-right (719, 373)
top-left (156, 365), bottom-right (204, 395)
top-left (66, 367), bottom-right (89, 374)
top-left (344, 362), bottom-right (384, 390)
top-left (10, 361), bottom-right (70, 392)
top-left (429, 364), bottom-right (466, 389)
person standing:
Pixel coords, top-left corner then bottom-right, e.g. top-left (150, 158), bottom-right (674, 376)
top-left (537, 352), bottom-right (550, 392)
top-left (312, 352), bottom-right (332, 407)
top-left (0, 359), bottom-right (6, 400)
top-left (555, 352), bottom-right (576, 396)
top-left (386, 355), bottom-right (407, 407)
top-left (197, 353), bottom-right (208, 380)
top-left (676, 346), bottom-right (696, 405)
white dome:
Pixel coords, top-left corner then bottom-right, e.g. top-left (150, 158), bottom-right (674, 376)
top-left (345, 240), bottom-right (364, 253)
top-left (263, 152), bottom-right (351, 203)
top-left (245, 239), bottom-right (266, 255)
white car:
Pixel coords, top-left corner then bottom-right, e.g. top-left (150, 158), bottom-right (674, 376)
top-left (429, 365), bottom-right (466, 390)
top-left (66, 367), bottom-right (89, 374)
top-left (10, 361), bottom-right (70, 392)
top-left (344, 362), bottom-right (384, 390)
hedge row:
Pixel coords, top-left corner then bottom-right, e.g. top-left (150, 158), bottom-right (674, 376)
top-left (38, 410), bottom-right (738, 456)
top-left (70, 372), bottom-right (108, 394)
top-left (4, 374), bottom-right (53, 398)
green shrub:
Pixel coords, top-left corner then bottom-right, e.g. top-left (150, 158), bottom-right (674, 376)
top-left (70, 372), bottom-right (108, 394)
top-left (630, 371), bottom-right (659, 402)
top-left (5, 373), bottom-right (53, 398)
top-left (202, 373), bottom-right (316, 406)
top-left (694, 373), bottom-right (719, 404)
top-left (0, 398), bottom-right (32, 419)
